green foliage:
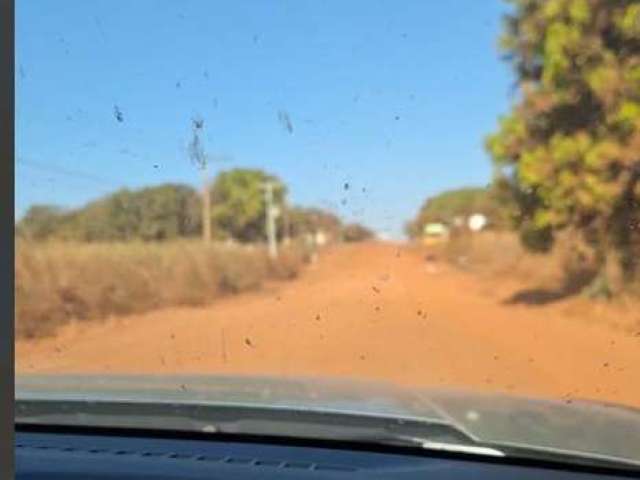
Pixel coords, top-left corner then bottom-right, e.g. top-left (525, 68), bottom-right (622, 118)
top-left (520, 223), bottom-right (554, 253)
top-left (341, 223), bottom-right (375, 242)
top-left (16, 171), bottom-right (354, 245)
top-left (209, 169), bottom-right (347, 244)
top-left (208, 168), bottom-right (286, 242)
top-left (18, 205), bottom-right (66, 240)
top-left (487, 0), bottom-right (640, 289)
top-left (133, 184), bottom-right (202, 240)
top-left (407, 187), bottom-right (506, 238)
top-left (17, 184), bottom-right (201, 242)
top-left (287, 207), bottom-right (342, 238)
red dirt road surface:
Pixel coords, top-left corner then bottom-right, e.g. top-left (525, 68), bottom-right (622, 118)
top-left (16, 242), bottom-right (640, 407)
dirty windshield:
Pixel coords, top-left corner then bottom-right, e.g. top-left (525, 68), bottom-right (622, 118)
top-left (14, 0), bottom-right (640, 463)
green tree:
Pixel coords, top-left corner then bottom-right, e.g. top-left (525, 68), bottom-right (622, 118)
top-left (18, 184), bottom-right (201, 242)
top-left (69, 185), bottom-right (201, 241)
top-left (287, 207), bottom-right (342, 239)
top-left (486, 0), bottom-right (640, 295)
top-left (406, 187), bottom-right (504, 239)
top-left (341, 223), bottom-right (375, 242)
top-left (17, 205), bottom-right (66, 240)
top-left (208, 169), bottom-right (286, 242)
top-left (134, 184), bottom-right (201, 240)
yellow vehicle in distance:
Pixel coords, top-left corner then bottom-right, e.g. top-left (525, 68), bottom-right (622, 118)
top-left (422, 223), bottom-right (450, 246)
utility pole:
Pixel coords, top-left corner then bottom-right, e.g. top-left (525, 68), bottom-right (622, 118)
top-left (263, 181), bottom-right (279, 259)
top-left (188, 116), bottom-right (210, 243)
top-left (282, 199), bottom-right (291, 246)
top-left (201, 162), bottom-right (211, 243)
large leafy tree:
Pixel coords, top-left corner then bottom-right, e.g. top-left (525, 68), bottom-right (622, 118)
top-left (486, 0), bottom-right (640, 292)
top-left (406, 187), bottom-right (505, 238)
top-left (208, 169), bottom-right (286, 242)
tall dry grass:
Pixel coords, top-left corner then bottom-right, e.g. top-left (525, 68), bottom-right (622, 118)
top-left (439, 230), bottom-right (640, 298)
top-left (434, 230), bottom-right (640, 333)
top-left (15, 239), bottom-right (311, 339)
top-left (440, 231), bottom-right (558, 282)
top-left (437, 230), bottom-right (600, 292)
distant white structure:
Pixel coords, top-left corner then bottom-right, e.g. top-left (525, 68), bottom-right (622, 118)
top-left (376, 232), bottom-right (391, 241)
top-left (315, 231), bottom-right (328, 246)
top-left (468, 213), bottom-right (488, 232)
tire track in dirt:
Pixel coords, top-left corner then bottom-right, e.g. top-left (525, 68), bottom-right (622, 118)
top-left (16, 242), bottom-right (640, 407)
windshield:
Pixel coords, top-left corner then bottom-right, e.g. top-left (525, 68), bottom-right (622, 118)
top-left (15, 0), bottom-right (640, 470)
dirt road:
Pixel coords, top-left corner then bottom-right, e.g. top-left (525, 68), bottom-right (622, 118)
top-left (16, 242), bottom-right (640, 407)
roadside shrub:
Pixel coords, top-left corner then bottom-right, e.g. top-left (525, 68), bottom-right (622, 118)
top-left (267, 247), bottom-right (305, 280)
top-left (216, 247), bottom-right (269, 293)
top-left (15, 240), bottom-right (308, 339)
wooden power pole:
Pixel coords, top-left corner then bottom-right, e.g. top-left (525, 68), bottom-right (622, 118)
top-left (188, 116), bottom-right (211, 243)
top-left (263, 181), bottom-right (279, 259)
top-left (201, 163), bottom-right (211, 243)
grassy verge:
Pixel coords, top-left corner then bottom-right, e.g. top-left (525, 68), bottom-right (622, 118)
top-left (439, 231), bottom-right (566, 284)
top-left (15, 239), bottom-right (311, 339)
top-left (437, 231), bottom-right (639, 292)
top-left (424, 231), bottom-right (640, 333)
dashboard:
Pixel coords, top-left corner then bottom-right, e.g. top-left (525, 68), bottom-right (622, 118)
top-left (15, 428), bottom-right (636, 480)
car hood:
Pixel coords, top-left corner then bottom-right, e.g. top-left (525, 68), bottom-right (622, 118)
top-left (15, 374), bottom-right (640, 466)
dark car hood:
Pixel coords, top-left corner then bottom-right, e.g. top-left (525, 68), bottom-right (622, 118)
top-left (15, 374), bottom-right (640, 466)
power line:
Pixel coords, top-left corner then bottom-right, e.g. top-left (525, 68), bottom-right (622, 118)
top-left (16, 158), bottom-right (124, 186)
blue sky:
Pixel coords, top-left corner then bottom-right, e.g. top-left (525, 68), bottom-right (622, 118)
top-left (15, 0), bottom-right (513, 239)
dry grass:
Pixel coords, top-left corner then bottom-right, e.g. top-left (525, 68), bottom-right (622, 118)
top-left (440, 231), bottom-right (640, 294)
top-left (430, 230), bottom-right (640, 333)
top-left (440, 230), bottom-right (607, 288)
top-left (440, 231), bottom-right (564, 285)
top-left (15, 239), bottom-right (310, 339)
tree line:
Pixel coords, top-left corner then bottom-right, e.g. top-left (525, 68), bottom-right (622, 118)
top-left (405, 186), bottom-right (508, 238)
top-left (17, 168), bottom-right (374, 244)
